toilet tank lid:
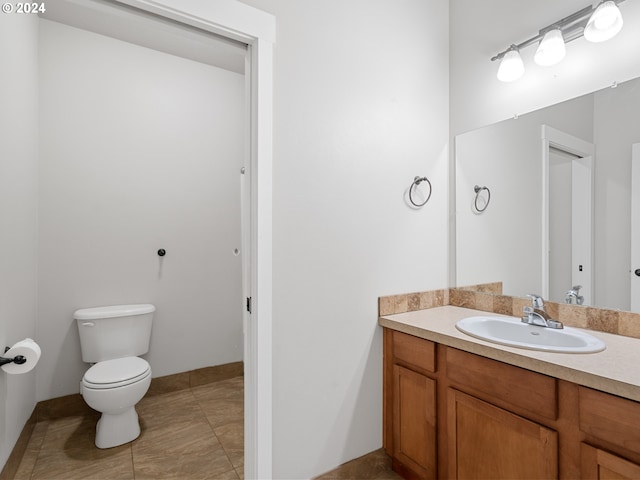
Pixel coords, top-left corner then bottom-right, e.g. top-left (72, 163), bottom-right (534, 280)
top-left (74, 304), bottom-right (155, 320)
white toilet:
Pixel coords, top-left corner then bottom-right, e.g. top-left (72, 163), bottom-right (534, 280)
top-left (75, 304), bottom-right (155, 449)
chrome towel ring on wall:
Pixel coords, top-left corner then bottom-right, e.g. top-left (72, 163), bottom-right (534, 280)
top-left (473, 185), bottom-right (491, 213)
top-left (409, 176), bottom-right (432, 207)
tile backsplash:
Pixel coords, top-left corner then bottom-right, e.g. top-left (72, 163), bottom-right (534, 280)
top-left (379, 283), bottom-right (640, 340)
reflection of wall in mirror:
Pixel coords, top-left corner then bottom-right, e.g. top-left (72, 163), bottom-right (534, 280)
top-left (450, 0), bottom-right (640, 136)
top-left (593, 79), bottom-right (640, 311)
top-left (455, 94), bottom-right (593, 298)
top-left (456, 77), bottom-right (640, 312)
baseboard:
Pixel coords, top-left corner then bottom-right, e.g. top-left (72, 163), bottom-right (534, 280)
top-left (147, 361), bottom-right (244, 397)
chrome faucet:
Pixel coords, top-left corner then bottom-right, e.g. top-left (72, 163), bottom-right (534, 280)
top-left (565, 285), bottom-right (584, 305)
top-left (522, 294), bottom-right (564, 329)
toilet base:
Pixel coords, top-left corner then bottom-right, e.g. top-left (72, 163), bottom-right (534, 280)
top-left (95, 407), bottom-right (141, 449)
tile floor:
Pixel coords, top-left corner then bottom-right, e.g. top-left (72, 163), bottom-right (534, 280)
top-left (315, 449), bottom-right (402, 480)
top-left (13, 373), bottom-right (400, 479)
top-left (14, 375), bottom-right (244, 479)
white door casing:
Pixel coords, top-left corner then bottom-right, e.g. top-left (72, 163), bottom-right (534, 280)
top-left (541, 125), bottom-right (594, 305)
top-left (630, 144), bottom-right (640, 312)
top-left (110, 1), bottom-right (274, 478)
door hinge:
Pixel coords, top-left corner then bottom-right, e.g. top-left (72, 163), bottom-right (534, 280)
top-left (246, 297), bottom-right (252, 314)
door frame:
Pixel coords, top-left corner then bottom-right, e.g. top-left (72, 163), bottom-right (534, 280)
top-left (113, 1), bottom-right (274, 478)
top-left (630, 144), bottom-right (640, 312)
top-left (541, 125), bottom-right (594, 304)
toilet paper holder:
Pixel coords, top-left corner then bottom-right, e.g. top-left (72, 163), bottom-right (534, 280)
top-left (0, 346), bottom-right (26, 367)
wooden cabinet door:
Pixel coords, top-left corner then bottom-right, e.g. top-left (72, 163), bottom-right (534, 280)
top-left (447, 389), bottom-right (558, 480)
top-left (393, 364), bottom-right (437, 479)
top-left (581, 443), bottom-right (640, 479)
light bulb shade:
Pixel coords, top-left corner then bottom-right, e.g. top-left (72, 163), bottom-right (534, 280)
top-left (584, 1), bottom-right (623, 43)
top-left (534, 29), bottom-right (566, 66)
top-left (497, 49), bottom-right (524, 82)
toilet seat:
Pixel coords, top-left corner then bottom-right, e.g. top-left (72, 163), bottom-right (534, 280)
top-left (83, 357), bottom-right (151, 390)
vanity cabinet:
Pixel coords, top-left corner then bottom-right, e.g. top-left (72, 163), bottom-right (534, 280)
top-left (384, 328), bottom-right (559, 479)
top-left (385, 330), bottom-right (437, 479)
top-left (393, 365), bottom-right (436, 478)
top-left (578, 387), bottom-right (640, 479)
top-left (447, 389), bottom-right (557, 479)
top-left (445, 348), bottom-right (559, 479)
top-left (580, 444), bottom-right (640, 479)
top-left (384, 327), bottom-right (640, 479)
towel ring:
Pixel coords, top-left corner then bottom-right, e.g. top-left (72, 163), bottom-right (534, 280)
top-left (473, 185), bottom-right (491, 212)
top-left (409, 176), bottom-right (432, 207)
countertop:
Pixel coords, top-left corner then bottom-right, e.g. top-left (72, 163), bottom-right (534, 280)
top-left (379, 305), bottom-right (640, 402)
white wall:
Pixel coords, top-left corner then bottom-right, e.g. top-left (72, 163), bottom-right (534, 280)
top-left (37, 20), bottom-right (245, 400)
top-left (451, 0), bottom-right (640, 311)
top-left (239, 1), bottom-right (450, 478)
top-left (0, 13), bottom-right (39, 471)
top-left (456, 95), bottom-right (593, 297)
top-left (593, 80), bottom-right (640, 310)
top-left (450, 0), bottom-right (640, 136)
top-left (456, 77), bottom-right (640, 311)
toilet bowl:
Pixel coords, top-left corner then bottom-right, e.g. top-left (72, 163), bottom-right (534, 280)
top-left (75, 304), bottom-right (155, 449)
top-left (80, 356), bottom-right (152, 448)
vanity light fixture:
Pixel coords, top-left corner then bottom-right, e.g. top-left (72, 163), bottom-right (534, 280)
top-left (534, 28), bottom-right (566, 66)
top-left (584, 0), bottom-right (624, 42)
top-left (497, 46), bottom-right (525, 82)
top-left (492, 0), bottom-right (625, 82)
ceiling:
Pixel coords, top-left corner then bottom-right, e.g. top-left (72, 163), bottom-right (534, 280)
top-left (40, 0), bottom-right (247, 74)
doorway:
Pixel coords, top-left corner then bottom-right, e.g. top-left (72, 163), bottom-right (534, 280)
top-left (39, 12), bottom-right (247, 382)
top-left (542, 125), bottom-right (594, 305)
top-left (630, 144), bottom-right (640, 312)
top-left (39, 1), bottom-right (274, 478)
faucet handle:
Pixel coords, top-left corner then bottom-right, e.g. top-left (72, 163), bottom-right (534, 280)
top-left (566, 285), bottom-right (584, 306)
top-left (526, 294), bottom-right (545, 309)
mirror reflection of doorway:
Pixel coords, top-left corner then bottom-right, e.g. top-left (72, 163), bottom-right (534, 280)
top-left (542, 125), bottom-right (594, 306)
top-left (548, 147), bottom-right (591, 304)
top-left (630, 144), bottom-right (640, 312)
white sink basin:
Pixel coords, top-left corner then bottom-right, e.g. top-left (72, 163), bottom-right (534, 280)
top-left (455, 316), bottom-right (606, 353)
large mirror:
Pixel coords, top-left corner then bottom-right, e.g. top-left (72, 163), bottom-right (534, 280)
top-left (455, 75), bottom-right (640, 312)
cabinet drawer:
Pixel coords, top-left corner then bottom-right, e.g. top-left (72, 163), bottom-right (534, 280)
top-left (579, 387), bottom-right (640, 452)
top-left (446, 348), bottom-right (557, 420)
top-left (392, 331), bottom-right (436, 373)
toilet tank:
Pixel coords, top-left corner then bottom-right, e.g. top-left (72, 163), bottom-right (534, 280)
top-left (75, 304), bottom-right (155, 363)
